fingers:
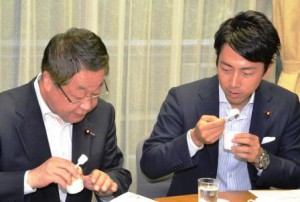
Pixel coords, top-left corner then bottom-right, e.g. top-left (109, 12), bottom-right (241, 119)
top-left (201, 115), bottom-right (220, 122)
top-left (83, 169), bottom-right (118, 196)
top-left (192, 115), bottom-right (225, 145)
top-left (27, 157), bottom-right (80, 190)
top-left (231, 133), bottom-right (261, 162)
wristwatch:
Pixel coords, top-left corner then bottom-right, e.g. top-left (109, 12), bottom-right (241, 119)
top-left (254, 148), bottom-right (270, 169)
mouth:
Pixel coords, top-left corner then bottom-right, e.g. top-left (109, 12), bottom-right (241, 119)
top-left (227, 91), bottom-right (240, 99)
top-left (75, 113), bottom-right (86, 117)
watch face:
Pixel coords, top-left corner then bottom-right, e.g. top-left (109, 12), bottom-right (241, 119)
top-left (260, 150), bottom-right (270, 169)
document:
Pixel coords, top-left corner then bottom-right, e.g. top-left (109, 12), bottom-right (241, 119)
top-left (111, 192), bottom-right (157, 202)
top-left (249, 189), bottom-right (300, 202)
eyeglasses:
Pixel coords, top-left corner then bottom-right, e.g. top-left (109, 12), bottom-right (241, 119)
top-left (58, 80), bottom-right (109, 104)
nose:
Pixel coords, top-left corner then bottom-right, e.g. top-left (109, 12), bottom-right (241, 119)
top-left (230, 72), bottom-right (241, 88)
top-left (79, 98), bottom-right (94, 111)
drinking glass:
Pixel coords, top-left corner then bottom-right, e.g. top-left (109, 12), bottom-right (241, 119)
top-left (198, 178), bottom-right (219, 202)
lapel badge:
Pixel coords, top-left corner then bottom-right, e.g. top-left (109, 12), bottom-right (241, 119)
top-left (264, 110), bottom-right (271, 117)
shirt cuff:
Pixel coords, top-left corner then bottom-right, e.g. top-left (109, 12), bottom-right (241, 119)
top-left (256, 167), bottom-right (263, 176)
top-left (187, 129), bottom-right (204, 157)
top-left (24, 171), bottom-right (37, 194)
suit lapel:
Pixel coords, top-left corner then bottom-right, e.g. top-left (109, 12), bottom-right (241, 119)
top-left (66, 120), bottom-right (93, 201)
top-left (72, 121), bottom-right (93, 165)
top-left (195, 76), bottom-right (220, 171)
top-left (15, 81), bottom-right (52, 167)
top-left (250, 81), bottom-right (273, 143)
top-left (16, 114), bottom-right (52, 167)
top-left (248, 81), bottom-right (273, 184)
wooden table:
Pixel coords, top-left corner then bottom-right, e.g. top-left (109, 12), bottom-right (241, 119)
top-left (155, 191), bottom-right (256, 202)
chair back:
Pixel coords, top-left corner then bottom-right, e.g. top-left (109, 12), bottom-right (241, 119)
top-left (136, 136), bottom-right (173, 198)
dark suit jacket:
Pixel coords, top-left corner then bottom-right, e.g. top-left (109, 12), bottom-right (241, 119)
top-left (0, 79), bottom-right (132, 202)
top-left (141, 75), bottom-right (300, 196)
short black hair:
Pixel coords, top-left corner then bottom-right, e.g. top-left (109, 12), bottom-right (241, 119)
top-left (214, 10), bottom-right (281, 72)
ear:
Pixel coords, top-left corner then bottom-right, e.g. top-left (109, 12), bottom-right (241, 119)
top-left (263, 63), bottom-right (273, 80)
top-left (40, 71), bottom-right (55, 92)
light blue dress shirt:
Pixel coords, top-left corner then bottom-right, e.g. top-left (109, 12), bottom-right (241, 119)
top-left (217, 85), bottom-right (254, 191)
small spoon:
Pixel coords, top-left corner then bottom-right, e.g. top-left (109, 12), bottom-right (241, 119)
top-left (225, 108), bottom-right (240, 122)
top-left (75, 154), bottom-right (88, 168)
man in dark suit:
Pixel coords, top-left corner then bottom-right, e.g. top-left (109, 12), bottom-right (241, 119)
top-left (140, 10), bottom-right (300, 196)
top-left (0, 28), bottom-right (131, 201)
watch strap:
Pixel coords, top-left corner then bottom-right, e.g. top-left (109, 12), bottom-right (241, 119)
top-left (254, 148), bottom-right (270, 169)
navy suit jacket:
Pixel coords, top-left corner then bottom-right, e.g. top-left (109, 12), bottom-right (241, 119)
top-left (141, 75), bottom-right (300, 196)
top-left (0, 79), bottom-right (131, 202)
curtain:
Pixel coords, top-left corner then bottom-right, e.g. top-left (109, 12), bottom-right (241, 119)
top-left (0, 0), bottom-right (273, 194)
top-left (273, 0), bottom-right (300, 97)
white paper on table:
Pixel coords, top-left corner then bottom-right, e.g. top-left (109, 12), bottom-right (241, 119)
top-left (111, 192), bottom-right (157, 202)
top-left (248, 189), bottom-right (300, 202)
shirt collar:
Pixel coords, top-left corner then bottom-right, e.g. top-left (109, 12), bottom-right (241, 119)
top-left (34, 73), bottom-right (68, 123)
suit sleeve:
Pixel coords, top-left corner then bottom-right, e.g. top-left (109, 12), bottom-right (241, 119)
top-left (140, 87), bottom-right (198, 179)
top-left (255, 93), bottom-right (300, 188)
top-left (0, 171), bottom-right (25, 200)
